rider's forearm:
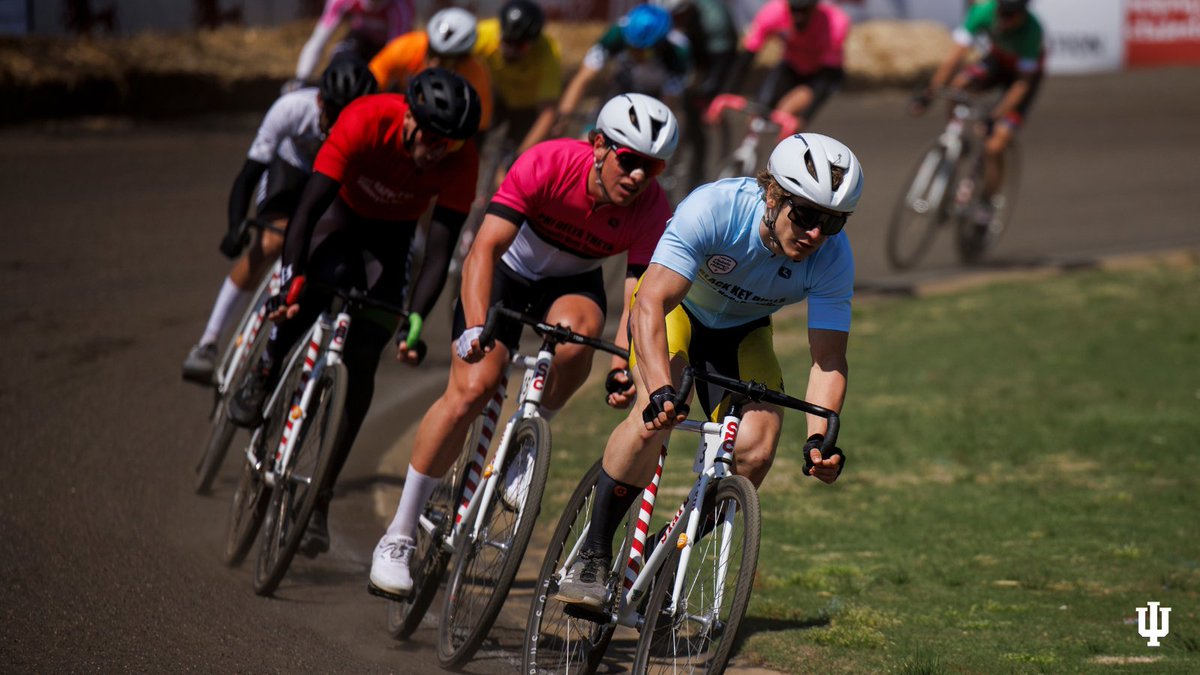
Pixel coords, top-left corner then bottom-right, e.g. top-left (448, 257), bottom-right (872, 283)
top-left (929, 44), bottom-right (968, 91)
top-left (558, 65), bottom-right (598, 118)
top-left (805, 356), bottom-right (847, 437)
top-left (461, 212), bottom-right (517, 327)
top-left (295, 22), bottom-right (335, 82)
top-left (629, 296), bottom-right (672, 392)
top-left (281, 171), bottom-right (340, 273)
top-left (610, 275), bottom-right (638, 370)
top-left (992, 78), bottom-right (1030, 121)
top-left (408, 207), bottom-right (467, 319)
top-left (517, 104), bottom-right (557, 155)
top-left (227, 159), bottom-right (268, 233)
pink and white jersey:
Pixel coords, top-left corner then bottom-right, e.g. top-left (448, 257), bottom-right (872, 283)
top-left (489, 139), bottom-right (672, 281)
top-left (743, 0), bottom-right (850, 74)
top-left (318, 0), bottom-right (414, 46)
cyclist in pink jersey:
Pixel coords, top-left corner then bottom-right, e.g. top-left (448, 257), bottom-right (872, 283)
top-left (725, 0), bottom-right (850, 131)
top-left (368, 93), bottom-right (680, 598)
top-left (292, 0), bottom-right (416, 86)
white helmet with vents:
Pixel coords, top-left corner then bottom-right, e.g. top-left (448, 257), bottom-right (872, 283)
top-left (427, 7), bottom-right (478, 57)
top-left (595, 93), bottom-right (679, 160)
top-left (767, 133), bottom-right (864, 213)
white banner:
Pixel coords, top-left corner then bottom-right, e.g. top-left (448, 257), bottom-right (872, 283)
top-left (1036, 0), bottom-right (1126, 73)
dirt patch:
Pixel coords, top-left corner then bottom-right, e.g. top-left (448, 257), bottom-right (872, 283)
top-left (0, 20), bottom-right (950, 123)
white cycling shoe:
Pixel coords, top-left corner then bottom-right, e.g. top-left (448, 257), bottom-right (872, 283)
top-left (369, 534), bottom-right (415, 598)
top-left (501, 445), bottom-right (535, 510)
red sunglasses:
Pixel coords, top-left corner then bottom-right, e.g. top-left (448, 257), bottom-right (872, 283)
top-left (610, 144), bottom-right (666, 177)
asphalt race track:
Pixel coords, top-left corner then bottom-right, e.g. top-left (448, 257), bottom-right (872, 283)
top-left (2, 66), bottom-right (1198, 672)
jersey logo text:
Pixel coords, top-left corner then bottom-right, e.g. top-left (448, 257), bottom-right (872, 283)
top-left (706, 254), bottom-right (738, 275)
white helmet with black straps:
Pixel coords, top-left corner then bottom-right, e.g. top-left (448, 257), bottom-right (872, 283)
top-left (427, 7), bottom-right (478, 57)
top-left (767, 133), bottom-right (863, 213)
top-left (595, 93), bottom-right (680, 160)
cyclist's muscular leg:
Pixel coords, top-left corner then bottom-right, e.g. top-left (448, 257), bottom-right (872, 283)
top-left (409, 344), bottom-right (511, 477)
top-left (229, 219), bottom-right (286, 290)
top-left (600, 354), bottom-right (690, 488)
top-left (730, 403), bottom-right (783, 487)
top-left (540, 294), bottom-right (606, 411)
top-left (775, 85), bottom-right (815, 132)
top-left (983, 123), bottom-right (1014, 201)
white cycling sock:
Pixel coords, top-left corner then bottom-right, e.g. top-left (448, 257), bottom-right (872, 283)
top-left (200, 277), bottom-right (249, 347)
top-left (386, 465), bottom-right (441, 540)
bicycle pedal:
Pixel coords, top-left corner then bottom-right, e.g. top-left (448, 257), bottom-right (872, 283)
top-left (366, 580), bottom-right (412, 602)
top-left (562, 603), bottom-right (610, 624)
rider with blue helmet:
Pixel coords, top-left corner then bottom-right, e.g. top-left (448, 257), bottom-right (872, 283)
top-left (556, 3), bottom-right (689, 135)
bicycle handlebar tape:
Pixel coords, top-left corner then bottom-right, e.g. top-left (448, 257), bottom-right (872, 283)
top-left (802, 433), bottom-right (845, 478)
top-left (642, 385), bottom-right (689, 425)
top-left (605, 368), bottom-right (633, 395)
top-left (478, 303), bottom-right (503, 350)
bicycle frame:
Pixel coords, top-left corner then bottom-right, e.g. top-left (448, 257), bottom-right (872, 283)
top-left (214, 263), bottom-right (281, 398)
top-left (422, 339), bottom-right (555, 553)
top-left (241, 307), bottom-right (350, 490)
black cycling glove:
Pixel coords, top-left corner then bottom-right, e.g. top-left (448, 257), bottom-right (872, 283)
top-left (802, 433), bottom-right (846, 478)
top-left (642, 385), bottom-right (689, 425)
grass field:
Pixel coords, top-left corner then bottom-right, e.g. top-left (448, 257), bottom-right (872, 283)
top-left (541, 260), bottom-right (1200, 673)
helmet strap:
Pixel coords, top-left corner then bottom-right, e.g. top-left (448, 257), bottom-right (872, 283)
top-left (593, 147), bottom-right (615, 203)
top-left (762, 206), bottom-right (783, 255)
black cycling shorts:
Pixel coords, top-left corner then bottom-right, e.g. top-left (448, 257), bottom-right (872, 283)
top-left (256, 156), bottom-right (310, 221)
top-left (964, 55), bottom-right (1043, 129)
top-left (452, 261), bottom-right (607, 352)
top-left (756, 64), bottom-right (845, 120)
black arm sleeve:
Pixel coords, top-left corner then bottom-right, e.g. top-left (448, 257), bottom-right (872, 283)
top-left (281, 171), bottom-right (341, 275)
top-left (721, 50), bottom-right (756, 98)
top-left (227, 159), bottom-right (269, 234)
top-left (407, 205), bottom-right (468, 319)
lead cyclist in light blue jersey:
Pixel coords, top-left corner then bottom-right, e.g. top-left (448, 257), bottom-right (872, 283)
top-left (556, 132), bottom-right (862, 609)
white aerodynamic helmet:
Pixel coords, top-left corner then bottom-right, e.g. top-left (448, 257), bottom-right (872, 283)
top-left (427, 7), bottom-right (478, 57)
top-left (767, 133), bottom-right (864, 213)
top-left (595, 93), bottom-right (680, 161)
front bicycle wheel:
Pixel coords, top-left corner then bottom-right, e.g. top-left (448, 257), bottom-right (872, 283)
top-left (633, 475), bottom-right (761, 675)
top-left (195, 298), bottom-right (272, 494)
top-left (886, 141), bottom-right (955, 270)
top-left (523, 460), bottom-right (618, 675)
top-left (437, 416), bottom-right (551, 668)
top-left (252, 362), bottom-right (348, 597)
top-left (386, 417), bottom-right (482, 641)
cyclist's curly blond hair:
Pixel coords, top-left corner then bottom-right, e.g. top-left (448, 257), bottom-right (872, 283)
top-left (756, 157), bottom-right (845, 204)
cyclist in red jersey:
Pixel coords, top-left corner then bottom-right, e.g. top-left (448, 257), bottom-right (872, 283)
top-left (368, 93), bottom-right (681, 597)
top-left (227, 68), bottom-right (482, 557)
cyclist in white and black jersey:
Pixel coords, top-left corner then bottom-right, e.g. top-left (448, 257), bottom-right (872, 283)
top-left (181, 58), bottom-right (377, 384)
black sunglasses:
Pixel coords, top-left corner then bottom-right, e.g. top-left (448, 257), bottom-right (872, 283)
top-left (785, 197), bottom-right (849, 236)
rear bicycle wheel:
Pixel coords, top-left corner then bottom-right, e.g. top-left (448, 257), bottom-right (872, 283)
top-left (522, 460), bottom-right (625, 675)
top-left (437, 416), bottom-right (552, 668)
top-left (386, 417), bottom-right (483, 640)
top-left (886, 141), bottom-right (955, 270)
top-left (633, 475), bottom-right (761, 675)
top-left (195, 297), bottom-right (272, 494)
top-left (956, 141), bottom-right (1021, 264)
top-left (252, 362), bottom-right (348, 597)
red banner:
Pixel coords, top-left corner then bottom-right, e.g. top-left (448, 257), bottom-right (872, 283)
top-left (1126, 0), bottom-right (1200, 66)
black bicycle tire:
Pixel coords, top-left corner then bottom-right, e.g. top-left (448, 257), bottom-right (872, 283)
top-left (956, 140), bottom-right (1021, 265)
top-left (886, 141), bottom-right (955, 271)
top-left (194, 307), bottom-right (272, 494)
top-left (633, 475), bottom-right (761, 675)
top-left (437, 416), bottom-right (552, 668)
top-left (252, 362), bottom-right (348, 597)
top-left (522, 459), bottom-right (616, 675)
top-left (222, 449), bottom-right (271, 567)
top-left (386, 417), bottom-right (483, 641)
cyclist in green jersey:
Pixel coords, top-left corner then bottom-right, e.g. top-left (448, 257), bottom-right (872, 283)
top-left (911, 0), bottom-right (1044, 229)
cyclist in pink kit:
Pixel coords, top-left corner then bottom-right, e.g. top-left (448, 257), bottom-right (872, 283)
top-left (369, 93), bottom-right (681, 598)
top-left (292, 0), bottom-right (416, 86)
top-left (726, 0), bottom-right (850, 131)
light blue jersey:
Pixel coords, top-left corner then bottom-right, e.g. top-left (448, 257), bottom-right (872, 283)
top-left (650, 177), bottom-right (854, 331)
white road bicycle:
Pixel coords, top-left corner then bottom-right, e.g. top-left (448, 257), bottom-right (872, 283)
top-left (887, 88), bottom-right (1022, 269)
top-left (705, 94), bottom-right (800, 182)
top-left (371, 305), bottom-right (631, 670)
top-left (523, 367), bottom-right (841, 674)
top-left (222, 282), bottom-right (419, 597)
top-left (194, 220), bottom-right (284, 494)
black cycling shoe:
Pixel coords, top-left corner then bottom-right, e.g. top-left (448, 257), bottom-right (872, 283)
top-left (299, 506), bottom-right (330, 558)
top-left (227, 369), bottom-right (270, 429)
